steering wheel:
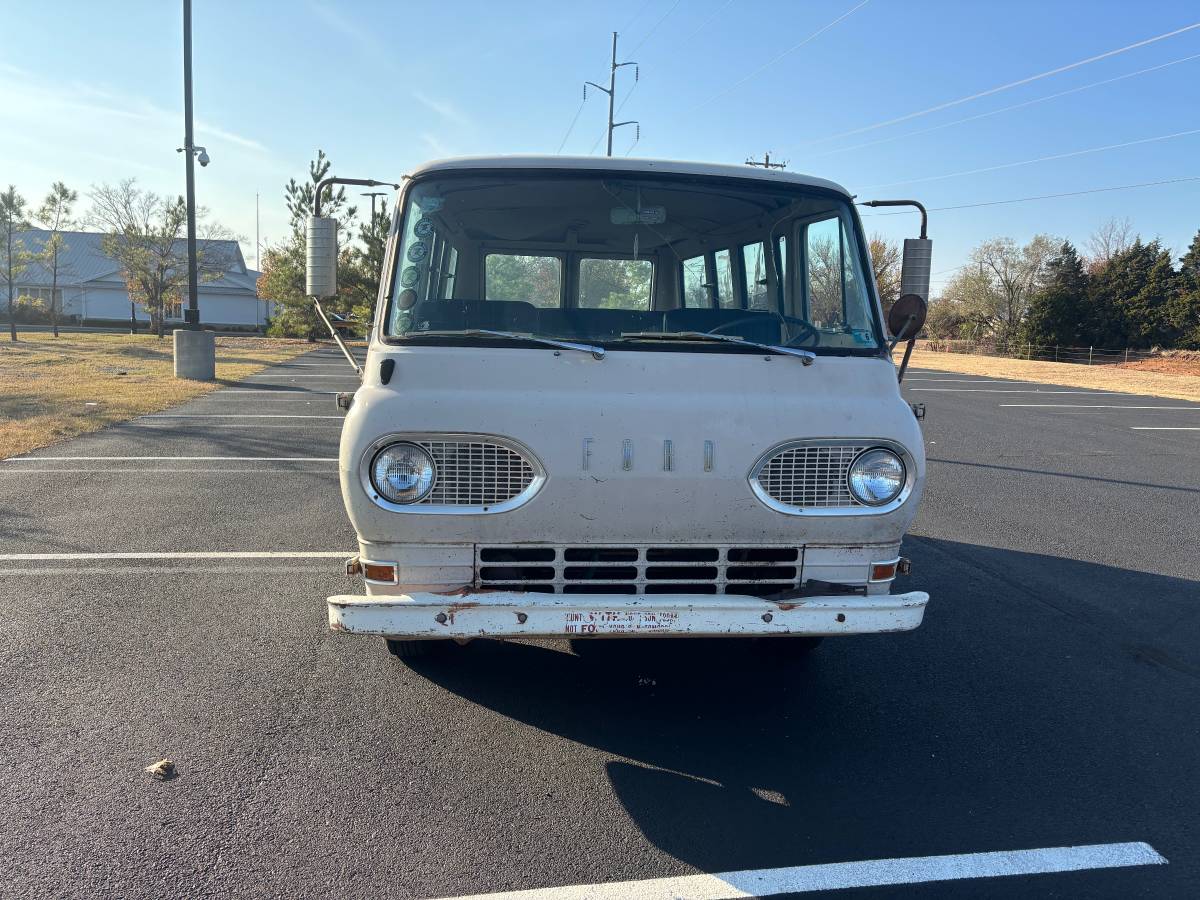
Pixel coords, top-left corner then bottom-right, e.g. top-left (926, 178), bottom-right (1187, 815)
top-left (706, 314), bottom-right (819, 347)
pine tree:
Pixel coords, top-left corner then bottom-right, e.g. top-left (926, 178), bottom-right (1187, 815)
top-left (1167, 230), bottom-right (1200, 348)
top-left (1023, 241), bottom-right (1087, 347)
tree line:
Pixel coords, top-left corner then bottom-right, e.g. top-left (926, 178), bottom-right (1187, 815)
top-left (0, 179), bottom-right (237, 341)
top-left (909, 219), bottom-right (1200, 351)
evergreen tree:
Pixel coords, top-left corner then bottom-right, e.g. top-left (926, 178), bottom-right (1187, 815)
top-left (1084, 240), bottom-right (1162, 348)
top-left (1167, 230), bottom-right (1200, 348)
top-left (265, 151), bottom-right (368, 339)
top-left (1023, 241), bottom-right (1087, 347)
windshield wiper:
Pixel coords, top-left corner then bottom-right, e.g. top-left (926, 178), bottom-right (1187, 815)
top-left (407, 329), bottom-right (605, 360)
top-left (618, 331), bottom-right (815, 365)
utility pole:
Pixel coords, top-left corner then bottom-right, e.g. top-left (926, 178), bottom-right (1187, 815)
top-left (585, 32), bottom-right (638, 156)
top-left (746, 152), bottom-right (788, 169)
top-left (255, 192), bottom-right (260, 271)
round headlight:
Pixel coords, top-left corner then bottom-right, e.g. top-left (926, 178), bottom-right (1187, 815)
top-left (370, 442), bottom-right (436, 504)
top-left (847, 448), bottom-right (906, 506)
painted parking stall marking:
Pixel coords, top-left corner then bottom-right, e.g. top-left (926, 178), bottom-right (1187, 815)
top-left (433, 842), bottom-right (1166, 900)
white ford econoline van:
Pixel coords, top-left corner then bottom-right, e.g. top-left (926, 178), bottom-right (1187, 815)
top-left (311, 156), bottom-right (931, 659)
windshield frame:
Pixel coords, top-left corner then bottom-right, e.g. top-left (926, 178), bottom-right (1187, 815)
top-left (376, 167), bottom-right (887, 358)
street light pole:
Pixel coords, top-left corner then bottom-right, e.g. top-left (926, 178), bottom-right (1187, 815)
top-left (172, 0), bottom-right (215, 379)
top-left (182, 0), bottom-right (200, 328)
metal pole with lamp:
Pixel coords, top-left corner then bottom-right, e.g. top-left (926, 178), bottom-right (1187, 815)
top-left (173, 0), bottom-right (215, 379)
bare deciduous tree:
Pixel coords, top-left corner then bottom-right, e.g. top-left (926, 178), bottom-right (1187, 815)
top-left (942, 235), bottom-right (1057, 344)
top-left (88, 180), bottom-right (236, 337)
top-left (1086, 217), bottom-right (1135, 273)
top-left (868, 234), bottom-right (901, 314)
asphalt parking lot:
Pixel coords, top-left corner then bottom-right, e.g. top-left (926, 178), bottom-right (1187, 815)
top-left (3, 350), bottom-right (1198, 899)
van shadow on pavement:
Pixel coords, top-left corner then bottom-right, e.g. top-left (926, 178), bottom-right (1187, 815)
top-left (404, 537), bottom-right (1198, 883)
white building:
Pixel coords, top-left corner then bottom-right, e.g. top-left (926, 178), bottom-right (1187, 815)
top-left (9, 229), bottom-right (275, 329)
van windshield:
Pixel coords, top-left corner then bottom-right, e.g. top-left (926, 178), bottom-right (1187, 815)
top-left (384, 172), bottom-right (882, 354)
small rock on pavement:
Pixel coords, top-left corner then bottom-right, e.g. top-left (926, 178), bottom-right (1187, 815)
top-left (145, 759), bottom-right (177, 780)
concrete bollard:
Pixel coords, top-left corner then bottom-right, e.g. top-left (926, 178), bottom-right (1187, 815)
top-left (173, 328), bottom-right (216, 381)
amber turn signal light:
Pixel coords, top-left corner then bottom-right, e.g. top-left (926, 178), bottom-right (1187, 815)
top-left (363, 562), bottom-right (397, 583)
top-left (869, 561), bottom-right (898, 582)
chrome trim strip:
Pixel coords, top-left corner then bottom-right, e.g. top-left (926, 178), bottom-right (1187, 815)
top-left (663, 439), bottom-right (674, 472)
top-left (360, 432), bottom-right (546, 516)
top-left (704, 440), bottom-right (714, 472)
top-left (747, 438), bottom-right (916, 517)
top-left (622, 439), bottom-right (634, 471)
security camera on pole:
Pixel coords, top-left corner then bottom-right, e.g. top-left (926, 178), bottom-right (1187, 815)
top-left (172, 0), bottom-right (215, 380)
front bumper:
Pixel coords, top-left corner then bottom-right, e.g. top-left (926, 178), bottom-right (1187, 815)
top-left (327, 590), bottom-right (929, 639)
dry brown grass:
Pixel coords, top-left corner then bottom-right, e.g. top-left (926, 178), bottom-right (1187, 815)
top-left (0, 333), bottom-right (314, 458)
top-left (897, 349), bottom-right (1200, 402)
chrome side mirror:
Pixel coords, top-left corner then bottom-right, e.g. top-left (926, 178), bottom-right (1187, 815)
top-left (306, 216), bottom-right (338, 297)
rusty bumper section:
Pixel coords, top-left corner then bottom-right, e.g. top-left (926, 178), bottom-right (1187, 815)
top-left (327, 591), bottom-right (929, 639)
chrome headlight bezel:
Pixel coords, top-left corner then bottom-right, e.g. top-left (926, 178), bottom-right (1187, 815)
top-left (846, 447), bottom-right (907, 507)
top-left (368, 441), bottom-right (437, 505)
top-left (359, 433), bottom-right (546, 515)
top-left (748, 438), bottom-right (916, 516)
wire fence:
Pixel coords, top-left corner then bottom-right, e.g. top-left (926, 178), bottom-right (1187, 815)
top-left (917, 339), bottom-right (1173, 366)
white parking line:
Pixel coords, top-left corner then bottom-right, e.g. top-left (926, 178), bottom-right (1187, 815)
top-left (140, 414), bottom-right (344, 419)
top-left (217, 389), bottom-right (338, 393)
top-left (127, 423), bottom-right (345, 429)
top-left (243, 374), bottom-right (361, 378)
top-left (904, 378), bottom-right (1043, 383)
top-left (435, 842), bottom-right (1166, 900)
top-left (1001, 404), bottom-right (1200, 409)
top-left (1131, 426), bottom-right (1200, 430)
top-left (0, 551), bottom-right (351, 560)
top-left (3, 456), bottom-right (335, 461)
top-left (911, 389), bottom-right (1125, 394)
top-left (193, 398), bottom-right (326, 402)
top-left (0, 468), bottom-right (340, 473)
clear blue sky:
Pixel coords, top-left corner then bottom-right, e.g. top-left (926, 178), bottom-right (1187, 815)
top-left (2, 0), bottom-right (1198, 288)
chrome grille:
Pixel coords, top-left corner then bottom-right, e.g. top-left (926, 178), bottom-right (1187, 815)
top-left (753, 442), bottom-right (871, 509)
top-left (416, 440), bottom-right (536, 506)
top-left (476, 545), bottom-right (802, 595)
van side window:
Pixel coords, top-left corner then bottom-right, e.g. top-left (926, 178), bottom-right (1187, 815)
top-left (714, 248), bottom-right (736, 308)
top-left (681, 255), bottom-right (709, 308)
top-left (803, 216), bottom-right (873, 342)
top-left (485, 253), bottom-right (561, 307)
top-left (806, 218), bottom-right (846, 327)
top-left (742, 242), bottom-right (770, 311)
top-left (579, 258), bottom-right (653, 310)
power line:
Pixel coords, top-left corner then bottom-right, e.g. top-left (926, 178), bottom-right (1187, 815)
top-left (619, 0), bottom-right (656, 36)
top-left (556, 92), bottom-right (588, 154)
top-left (807, 52), bottom-right (1200, 159)
top-left (681, 0), bottom-right (735, 43)
top-left (687, 0), bottom-right (872, 113)
top-left (864, 127), bottom-right (1200, 190)
top-left (628, 0), bottom-right (682, 55)
top-left (858, 174), bottom-right (1200, 217)
top-left (803, 20), bottom-right (1200, 146)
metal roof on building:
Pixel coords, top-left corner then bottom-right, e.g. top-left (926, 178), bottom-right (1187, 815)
top-left (11, 230), bottom-right (256, 294)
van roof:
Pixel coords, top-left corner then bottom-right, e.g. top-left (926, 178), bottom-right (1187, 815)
top-left (408, 155), bottom-right (853, 197)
